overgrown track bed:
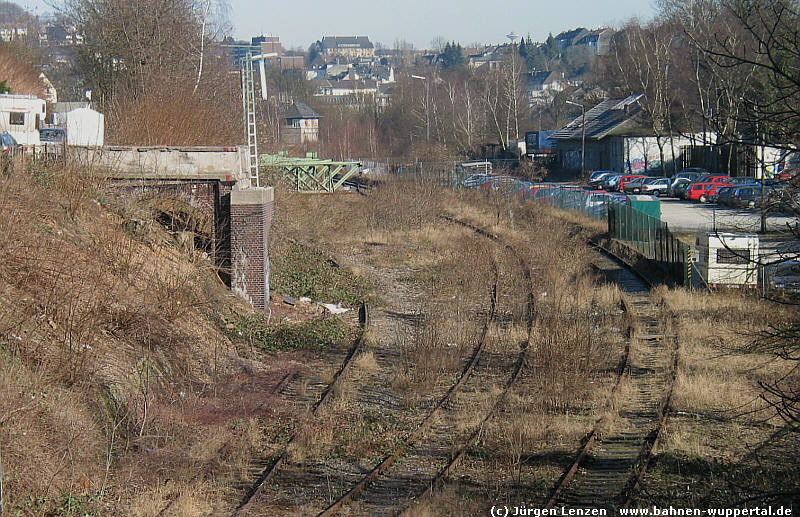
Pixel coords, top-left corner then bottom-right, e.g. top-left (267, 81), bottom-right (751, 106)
top-left (232, 303), bottom-right (370, 516)
top-left (314, 216), bottom-right (535, 516)
top-left (157, 371), bottom-right (299, 516)
top-left (546, 248), bottom-right (678, 511)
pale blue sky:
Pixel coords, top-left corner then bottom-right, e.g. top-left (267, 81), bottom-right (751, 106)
top-left (22, 0), bottom-right (657, 50)
top-left (226, 0), bottom-right (657, 50)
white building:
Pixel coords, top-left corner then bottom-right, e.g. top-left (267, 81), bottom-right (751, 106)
top-left (52, 103), bottom-right (104, 147)
top-left (695, 232), bottom-right (759, 289)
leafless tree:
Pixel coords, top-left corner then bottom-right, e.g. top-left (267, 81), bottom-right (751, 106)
top-left (59, 0), bottom-right (231, 103)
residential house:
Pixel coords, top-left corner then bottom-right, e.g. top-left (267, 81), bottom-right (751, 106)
top-left (0, 25), bottom-right (27, 42)
top-left (573, 28), bottom-right (614, 56)
top-left (321, 36), bottom-right (375, 59)
top-left (551, 95), bottom-right (700, 174)
top-left (312, 76), bottom-right (379, 107)
top-left (468, 46), bottom-right (504, 70)
top-left (554, 27), bottom-right (614, 56)
top-left (526, 71), bottom-right (567, 105)
top-left (258, 36), bottom-right (282, 56)
top-left (554, 28), bottom-right (588, 53)
top-left (38, 24), bottom-right (84, 46)
top-left (39, 73), bottom-right (58, 104)
top-left (283, 102), bottom-right (321, 145)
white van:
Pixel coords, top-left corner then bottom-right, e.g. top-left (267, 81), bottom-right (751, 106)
top-left (0, 94), bottom-right (46, 147)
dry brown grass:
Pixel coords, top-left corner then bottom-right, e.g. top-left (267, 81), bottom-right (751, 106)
top-left (353, 350), bottom-right (379, 372)
top-left (651, 286), bottom-right (795, 425)
top-left (287, 413), bottom-right (336, 463)
top-left (0, 161), bottom-right (267, 514)
top-left (393, 313), bottom-right (476, 394)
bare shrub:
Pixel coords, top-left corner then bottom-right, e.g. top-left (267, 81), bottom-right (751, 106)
top-left (106, 74), bottom-right (240, 146)
top-left (396, 313), bottom-right (475, 393)
top-left (528, 315), bottom-right (603, 412)
top-left (0, 45), bottom-right (45, 96)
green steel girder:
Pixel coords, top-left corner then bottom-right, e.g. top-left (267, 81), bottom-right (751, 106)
top-left (260, 154), bottom-right (361, 193)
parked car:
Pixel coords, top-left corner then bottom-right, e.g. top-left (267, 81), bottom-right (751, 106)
top-left (706, 183), bottom-right (734, 203)
top-left (617, 174), bottom-right (648, 192)
top-left (686, 182), bottom-right (719, 202)
top-left (601, 174), bottom-right (623, 191)
top-left (730, 185), bottom-right (764, 208)
top-left (728, 176), bottom-right (759, 185)
top-left (669, 168), bottom-right (708, 187)
top-left (699, 175), bottom-right (734, 184)
top-left (640, 177), bottom-right (671, 197)
top-left (668, 178), bottom-right (692, 198)
top-left (714, 186), bottom-right (738, 206)
top-left (584, 191), bottom-right (612, 217)
top-left (674, 167), bottom-right (709, 179)
top-left (765, 260), bottom-right (800, 294)
top-left (460, 173), bottom-right (491, 188)
top-left (520, 183), bottom-right (556, 199)
top-left (481, 175), bottom-right (518, 192)
top-left (622, 176), bottom-right (647, 193)
top-left (588, 170), bottom-right (616, 188)
top-left (0, 132), bottom-right (19, 153)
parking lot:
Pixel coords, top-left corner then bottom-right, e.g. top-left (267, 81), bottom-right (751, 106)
top-left (659, 198), bottom-right (798, 233)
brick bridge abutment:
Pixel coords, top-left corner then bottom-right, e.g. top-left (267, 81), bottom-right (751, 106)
top-left (77, 146), bottom-right (275, 310)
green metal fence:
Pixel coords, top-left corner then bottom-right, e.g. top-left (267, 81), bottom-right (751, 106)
top-left (528, 186), bottom-right (691, 287)
top-left (608, 202), bottom-right (692, 287)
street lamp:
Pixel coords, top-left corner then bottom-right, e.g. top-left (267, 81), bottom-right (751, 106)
top-left (565, 100), bottom-right (586, 177)
top-left (239, 50), bottom-right (279, 187)
top-left (253, 52), bottom-right (279, 100)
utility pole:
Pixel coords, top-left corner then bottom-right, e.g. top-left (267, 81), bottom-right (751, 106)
top-left (566, 100), bottom-right (586, 177)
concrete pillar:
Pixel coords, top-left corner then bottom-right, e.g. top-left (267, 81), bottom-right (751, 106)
top-left (230, 186), bottom-right (274, 310)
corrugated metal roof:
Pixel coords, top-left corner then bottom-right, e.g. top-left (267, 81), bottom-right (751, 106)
top-left (551, 94), bottom-right (643, 141)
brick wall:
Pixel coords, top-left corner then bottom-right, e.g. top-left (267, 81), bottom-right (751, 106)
top-left (107, 180), bottom-right (274, 311)
top-left (230, 187), bottom-right (275, 310)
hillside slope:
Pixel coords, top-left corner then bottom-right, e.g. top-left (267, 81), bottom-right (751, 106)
top-left (0, 161), bottom-right (346, 515)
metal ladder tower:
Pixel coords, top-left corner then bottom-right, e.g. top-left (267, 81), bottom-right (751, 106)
top-left (241, 50), bottom-right (260, 187)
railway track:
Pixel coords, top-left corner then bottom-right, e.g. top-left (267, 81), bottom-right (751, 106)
top-left (232, 303), bottom-right (370, 516)
top-left (157, 371), bottom-right (299, 516)
top-left (545, 246), bottom-right (679, 511)
top-left (314, 216), bottom-right (536, 516)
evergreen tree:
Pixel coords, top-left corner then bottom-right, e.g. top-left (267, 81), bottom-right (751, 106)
top-left (440, 41), bottom-right (465, 70)
top-left (544, 33), bottom-right (559, 59)
top-left (519, 37), bottom-right (529, 59)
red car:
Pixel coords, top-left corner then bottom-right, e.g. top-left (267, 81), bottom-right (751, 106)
top-left (700, 175), bottom-right (734, 184)
top-left (617, 175), bottom-right (647, 192)
top-left (686, 182), bottom-right (721, 202)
